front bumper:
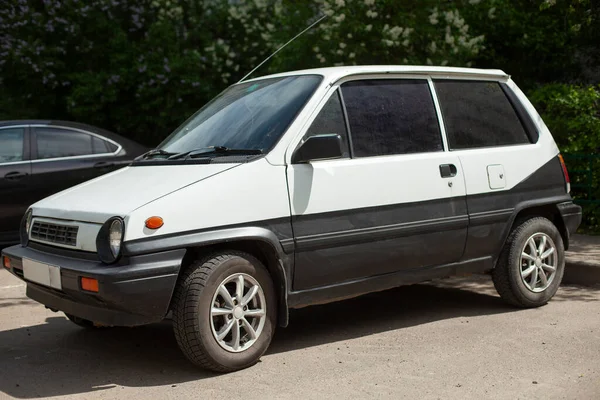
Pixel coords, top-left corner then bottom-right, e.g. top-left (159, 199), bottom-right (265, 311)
top-left (2, 244), bottom-right (186, 326)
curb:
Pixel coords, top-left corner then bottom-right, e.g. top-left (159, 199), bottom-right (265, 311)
top-left (563, 260), bottom-right (600, 287)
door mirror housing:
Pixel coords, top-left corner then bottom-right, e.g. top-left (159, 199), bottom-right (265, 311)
top-left (291, 134), bottom-right (343, 164)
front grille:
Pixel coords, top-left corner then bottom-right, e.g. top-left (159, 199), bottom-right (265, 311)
top-left (30, 222), bottom-right (78, 246)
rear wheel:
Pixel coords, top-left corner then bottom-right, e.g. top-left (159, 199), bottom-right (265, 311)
top-left (493, 217), bottom-right (565, 307)
top-left (172, 251), bottom-right (276, 372)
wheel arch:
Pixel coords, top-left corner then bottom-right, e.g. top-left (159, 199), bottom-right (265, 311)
top-left (130, 227), bottom-right (292, 327)
top-left (496, 199), bottom-right (570, 266)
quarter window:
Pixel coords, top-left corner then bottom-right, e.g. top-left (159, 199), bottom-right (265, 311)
top-left (35, 127), bottom-right (115, 159)
top-left (433, 80), bottom-right (531, 149)
top-left (341, 79), bottom-right (443, 157)
top-left (303, 90), bottom-right (350, 158)
top-left (0, 128), bottom-right (25, 163)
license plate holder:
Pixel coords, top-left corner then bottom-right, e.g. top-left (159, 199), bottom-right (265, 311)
top-left (22, 258), bottom-right (62, 290)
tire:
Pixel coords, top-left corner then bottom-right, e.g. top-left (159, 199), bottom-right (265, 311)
top-left (493, 217), bottom-right (565, 308)
top-left (65, 313), bottom-right (105, 329)
top-left (172, 251), bottom-right (277, 372)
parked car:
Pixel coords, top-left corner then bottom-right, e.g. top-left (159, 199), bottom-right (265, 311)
top-left (2, 66), bottom-right (582, 373)
top-left (0, 120), bottom-right (148, 247)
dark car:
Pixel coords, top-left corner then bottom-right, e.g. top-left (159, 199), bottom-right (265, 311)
top-left (0, 120), bottom-right (148, 246)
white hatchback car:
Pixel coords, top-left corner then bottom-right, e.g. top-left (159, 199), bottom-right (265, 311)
top-left (2, 66), bottom-right (582, 372)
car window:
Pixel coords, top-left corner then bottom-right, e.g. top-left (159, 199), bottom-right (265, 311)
top-left (92, 136), bottom-right (109, 154)
top-left (105, 141), bottom-right (118, 152)
top-left (0, 127), bottom-right (25, 163)
top-left (303, 90), bottom-right (350, 158)
top-left (158, 75), bottom-right (322, 154)
top-left (341, 79), bottom-right (443, 157)
top-left (35, 127), bottom-right (113, 159)
top-left (433, 80), bottom-right (531, 150)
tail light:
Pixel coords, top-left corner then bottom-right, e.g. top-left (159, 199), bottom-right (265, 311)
top-left (558, 154), bottom-right (570, 193)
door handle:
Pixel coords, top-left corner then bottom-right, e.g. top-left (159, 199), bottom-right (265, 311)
top-left (4, 171), bottom-right (27, 181)
top-left (439, 164), bottom-right (457, 178)
top-left (93, 161), bottom-right (115, 169)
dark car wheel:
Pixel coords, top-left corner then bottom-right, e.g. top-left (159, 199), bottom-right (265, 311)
top-left (493, 217), bottom-right (565, 307)
top-left (172, 251), bottom-right (277, 372)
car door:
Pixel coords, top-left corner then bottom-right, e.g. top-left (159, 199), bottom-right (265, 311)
top-left (30, 125), bottom-right (123, 202)
top-left (287, 77), bottom-right (469, 291)
top-left (432, 79), bottom-right (544, 261)
top-left (0, 125), bottom-right (32, 245)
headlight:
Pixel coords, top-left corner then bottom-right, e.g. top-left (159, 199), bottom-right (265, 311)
top-left (20, 209), bottom-right (33, 246)
top-left (97, 217), bottom-right (124, 264)
top-left (109, 219), bottom-right (123, 258)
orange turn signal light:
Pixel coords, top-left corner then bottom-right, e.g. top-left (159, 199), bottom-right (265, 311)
top-left (3, 256), bottom-right (10, 269)
top-left (81, 277), bottom-right (99, 293)
top-left (145, 216), bottom-right (164, 230)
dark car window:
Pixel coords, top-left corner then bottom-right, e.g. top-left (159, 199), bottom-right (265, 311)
top-left (35, 127), bottom-right (114, 159)
top-left (303, 90), bottom-right (350, 158)
top-left (341, 79), bottom-right (443, 157)
top-left (92, 136), bottom-right (109, 154)
top-left (105, 141), bottom-right (119, 152)
top-left (433, 80), bottom-right (531, 149)
top-left (0, 127), bottom-right (25, 163)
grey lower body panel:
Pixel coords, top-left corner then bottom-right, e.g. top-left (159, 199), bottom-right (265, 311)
top-left (291, 197), bottom-right (469, 291)
top-left (288, 256), bottom-right (493, 309)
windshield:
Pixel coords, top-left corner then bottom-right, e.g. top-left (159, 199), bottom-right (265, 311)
top-left (157, 74), bottom-right (323, 154)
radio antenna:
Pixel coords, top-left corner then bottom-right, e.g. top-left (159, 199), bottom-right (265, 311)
top-left (238, 13), bottom-right (328, 83)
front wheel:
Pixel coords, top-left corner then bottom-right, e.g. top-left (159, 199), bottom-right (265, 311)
top-left (172, 252), bottom-right (277, 372)
top-left (493, 217), bottom-right (565, 307)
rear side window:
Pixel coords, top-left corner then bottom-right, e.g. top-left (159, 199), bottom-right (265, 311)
top-left (341, 79), bottom-right (443, 157)
top-left (303, 90), bottom-right (350, 158)
top-left (434, 80), bottom-right (531, 150)
top-left (34, 127), bottom-right (117, 159)
top-left (0, 127), bottom-right (25, 163)
top-left (92, 136), bottom-right (109, 153)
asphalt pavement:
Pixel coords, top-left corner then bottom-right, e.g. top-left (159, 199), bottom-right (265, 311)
top-left (1, 270), bottom-right (598, 400)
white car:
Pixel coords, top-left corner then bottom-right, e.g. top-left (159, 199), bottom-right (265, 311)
top-left (2, 66), bottom-right (582, 372)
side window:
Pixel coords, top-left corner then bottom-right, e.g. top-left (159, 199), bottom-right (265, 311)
top-left (92, 136), bottom-right (109, 154)
top-left (0, 128), bottom-right (25, 163)
top-left (341, 79), bottom-right (443, 157)
top-left (303, 90), bottom-right (350, 158)
top-left (433, 80), bottom-right (531, 150)
top-left (35, 127), bottom-right (113, 159)
top-left (105, 141), bottom-right (119, 153)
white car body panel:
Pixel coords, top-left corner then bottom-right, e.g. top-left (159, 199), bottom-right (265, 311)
top-left (30, 163), bottom-right (238, 224)
top-left (125, 158), bottom-right (290, 242)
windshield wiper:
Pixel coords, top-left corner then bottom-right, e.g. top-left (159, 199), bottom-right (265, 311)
top-left (137, 149), bottom-right (178, 160)
top-left (168, 146), bottom-right (263, 160)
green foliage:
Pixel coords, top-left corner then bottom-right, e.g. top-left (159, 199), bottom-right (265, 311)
top-left (530, 83), bottom-right (600, 232)
top-left (529, 84), bottom-right (600, 152)
top-left (0, 0), bottom-right (490, 146)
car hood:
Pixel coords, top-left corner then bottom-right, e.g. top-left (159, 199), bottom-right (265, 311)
top-left (31, 163), bottom-right (240, 224)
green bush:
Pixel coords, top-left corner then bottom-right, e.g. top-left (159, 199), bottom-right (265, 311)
top-left (530, 84), bottom-right (600, 233)
top-left (0, 1), bottom-right (492, 146)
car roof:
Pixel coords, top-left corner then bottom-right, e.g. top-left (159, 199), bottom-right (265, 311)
top-left (242, 65), bottom-right (510, 84)
top-left (0, 119), bottom-right (148, 152)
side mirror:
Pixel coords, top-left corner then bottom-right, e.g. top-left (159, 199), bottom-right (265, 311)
top-left (291, 134), bottom-right (343, 164)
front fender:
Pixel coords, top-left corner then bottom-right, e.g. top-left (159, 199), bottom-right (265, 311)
top-left (123, 226), bottom-right (292, 327)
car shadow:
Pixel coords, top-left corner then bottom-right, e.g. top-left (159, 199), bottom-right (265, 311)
top-left (0, 297), bottom-right (38, 309)
top-left (0, 276), bottom-right (597, 398)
